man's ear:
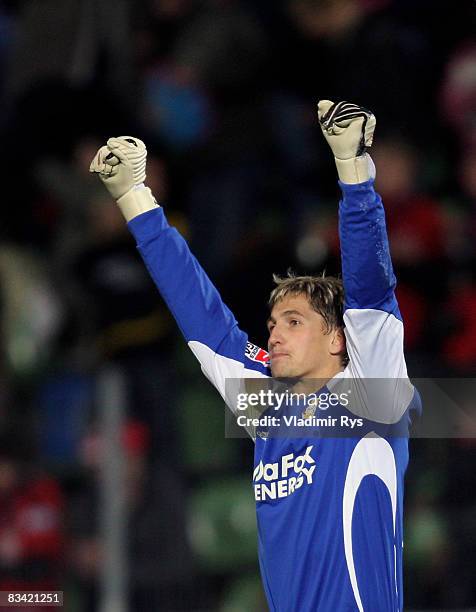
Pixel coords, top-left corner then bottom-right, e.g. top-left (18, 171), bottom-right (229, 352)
top-left (329, 327), bottom-right (346, 357)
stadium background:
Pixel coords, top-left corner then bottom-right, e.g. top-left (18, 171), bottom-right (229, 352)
top-left (0, 0), bottom-right (475, 609)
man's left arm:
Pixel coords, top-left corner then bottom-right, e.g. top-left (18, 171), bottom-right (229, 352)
top-left (319, 101), bottom-right (414, 423)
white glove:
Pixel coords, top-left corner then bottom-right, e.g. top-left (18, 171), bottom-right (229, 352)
top-left (90, 136), bottom-right (159, 222)
top-left (317, 100), bottom-right (376, 184)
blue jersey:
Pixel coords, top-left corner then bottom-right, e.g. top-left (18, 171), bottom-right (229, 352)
top-left (127, 179), bottom-right (420, 611)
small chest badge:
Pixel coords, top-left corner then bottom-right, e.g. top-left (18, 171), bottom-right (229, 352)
top-left (302, 404), bottom-right (316, 420)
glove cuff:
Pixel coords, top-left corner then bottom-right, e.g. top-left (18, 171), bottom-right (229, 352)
top-left (334, 153), bottom-right (376, 184)
top-left (116, 186), bottom-right (160, 222)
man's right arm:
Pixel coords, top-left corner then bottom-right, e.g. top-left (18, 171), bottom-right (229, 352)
top-left (90, 137), bottom-right (270, 418)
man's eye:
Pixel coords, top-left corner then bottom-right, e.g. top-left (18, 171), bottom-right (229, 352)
top-left (290, 319), bottom-right (300, 326)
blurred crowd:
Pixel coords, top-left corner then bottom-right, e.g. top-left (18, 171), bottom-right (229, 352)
top-left (0, 0), bottom-right (475, 609)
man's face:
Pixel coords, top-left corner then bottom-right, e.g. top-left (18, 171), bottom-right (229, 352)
top-left (267, 293), bottom-right (342, 379)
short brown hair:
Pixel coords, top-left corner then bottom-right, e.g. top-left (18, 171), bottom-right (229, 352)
top-left (269, 272), bottom-right (348, 364)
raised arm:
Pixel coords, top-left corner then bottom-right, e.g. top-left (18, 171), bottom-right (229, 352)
top-left (318, 101), bottom-right (414, 421)
top-left (318, 101), bottom-right (398, 314)
top-left (89, 137), bottom-right (269, 417)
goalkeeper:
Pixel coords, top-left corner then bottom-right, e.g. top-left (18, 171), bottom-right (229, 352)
top-left (91, 101), bottom-right (420, 611)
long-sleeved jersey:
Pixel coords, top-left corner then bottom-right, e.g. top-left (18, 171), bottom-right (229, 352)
top-left (127, 179), bottom-right (420, 611)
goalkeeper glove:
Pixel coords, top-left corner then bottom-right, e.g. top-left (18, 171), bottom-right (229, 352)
top-left (317, 100), bottom-right (376, 184)
top-left (89, 136), bottom-right (159, 221)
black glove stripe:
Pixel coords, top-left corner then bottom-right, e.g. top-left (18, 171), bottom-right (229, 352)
top-left (357, 115), bottom-right (368, 156)
top-left (334, 109), bottom-right (367, 119)
top-left (333, 104), bottom-right (368, 118)
top-left (332, 111), bottom-right (369, 124)
top-left (321, 101), bottom-right (341, 126)
top-left (322, 101), bottom-right (366, 128)
top-left (321, 102), bottom-right (372, 128)
top-left (331, 101), bottom-right (361, 117)
top-left (335, 102), bottom-right (372, 114)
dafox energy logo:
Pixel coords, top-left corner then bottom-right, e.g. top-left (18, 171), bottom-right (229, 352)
top-left (253, 446), bottom-right (316, 502)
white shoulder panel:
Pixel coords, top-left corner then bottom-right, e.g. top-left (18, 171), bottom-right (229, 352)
top-left (188, 340), bottom-right (269, 440)
top-left (344, 309), bottom-right (407, 379)
top-left (340, 309), bottom-right (414, 423)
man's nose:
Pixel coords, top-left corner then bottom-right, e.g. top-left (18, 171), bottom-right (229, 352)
top-left (269, 326), bottom-right (284, 348)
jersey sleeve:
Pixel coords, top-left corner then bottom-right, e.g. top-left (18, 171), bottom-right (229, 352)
top-left (127, 207), bottom-right (270, 421)
top-left (338, 179), bottom-right (414, 423)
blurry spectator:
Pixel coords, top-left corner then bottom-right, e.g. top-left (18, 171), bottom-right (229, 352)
top-left (457, 146), bottom-right (476, 251)
top-left (135, 2), bottom-right (215, 151)
top-left (139, 0), bottom-right (273, 276)
top-left (4, 0), bottom-right (135, 119)
top-left (405, 473), bottom-right (452, 608)
top-left (372, 137), bottom-right (450, 354)
top-left (0, 437), bottom-right (64, 596)
top-left (281, 0), bottom-right (434, 140)
top-left (34, 136), bottom-right (107, 259)
top-left (68, 420), bottom-right (192, 611)
top-left (141, 64), bottom-right (214, 153)
top-left (458, 146), bottom-right (476, 205)
top-left (173, 0), bottom-right (269, 97)
top-left (70, 183), bottom-right (183, 467)
top-left (0, 245), bottom-right (64, 380)
top-left (133, 0), bottom-right (201, 70)
top-left (441, 279), bottom-right (476, 372)
top-left (73, 161), bottom-right (173, 354)
top-left (440, 41), bottom-right (476, 149)
top-left (373, 138), bottom-right (448, 265)
top-left (438, 146), bottom-right (476, 372)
